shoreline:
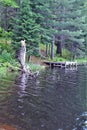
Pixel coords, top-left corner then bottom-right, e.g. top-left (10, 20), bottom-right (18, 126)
top-left (0, 60), bottom-right (87, 75)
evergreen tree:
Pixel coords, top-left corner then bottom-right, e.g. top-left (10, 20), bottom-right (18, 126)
top-left (1, 0), bottom-right (18, 7)
top-left (12, 0), bottom-right (40, 58)
top-left (68, 0), bottom-right (86, 59)
top-left (0, 0), bottom-right (18, 31)
top-left (51, 0), bottom-right (86, 59)
top-left (30, 0), bottom-right (58, 58)
top-left (0, 0), bottom-right (18, 43)
top-left (30, 0), bottom-right (54, 42)
top-left (83, 0), bottom-right (87, 57)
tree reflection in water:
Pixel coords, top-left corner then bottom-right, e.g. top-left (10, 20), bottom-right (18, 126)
top-left (17, 72), bottom-right (28, 98)
top-left (0, 66), bottom-right (87, 130)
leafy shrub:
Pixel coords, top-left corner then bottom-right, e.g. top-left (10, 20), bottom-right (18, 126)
top-left (0, 43), bottom-right (15, 61)
top-left (29, 63), bottom-right (45, 72)
top-left (0, 27), bottom-right (12, 38)
top-left (54, 56), bottom-right (66, 61)
top-left (0, 43), bottom-right (13, 53)
top-left (0, 50), bottom-right (13, 63)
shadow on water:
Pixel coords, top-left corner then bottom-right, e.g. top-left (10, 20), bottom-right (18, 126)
top-left (0, 66), bottom-right (87, 130)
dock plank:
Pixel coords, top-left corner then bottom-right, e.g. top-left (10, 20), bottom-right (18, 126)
top-left (44, 61), bottom-right (77, 68)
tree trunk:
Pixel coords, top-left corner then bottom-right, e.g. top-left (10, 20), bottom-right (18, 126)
top-left (56, 6), bottom-right (65, 56)
top-left (18, 0), bottom-right (23, 5)
top-left (0, 3), bottom-right (2, 27)
top-left (51, 36), bottom-right (55, 59)
top-left (49, 44), bottom-right (51, 56)
top-left (4, 7), bottom-right (8, 44)
top-left (28, 55), bottom-right (31, 62)
top-left (56, 37), bottom-right (62, 56)
top-left (46, 43), bottom-right (48, 57)
top-left (19, 40), bottom-right (27, 72)
top-left (70, 43), bottom-right (74, 61)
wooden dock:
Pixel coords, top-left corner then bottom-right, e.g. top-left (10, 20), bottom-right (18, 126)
top-left (44, 61), bottom-right (77, 68)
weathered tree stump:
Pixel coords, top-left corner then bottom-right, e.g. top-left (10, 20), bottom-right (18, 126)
top-left (19, 40), bottom-right (30, 73)
top-left (18, 40), bottom-right (39, 77)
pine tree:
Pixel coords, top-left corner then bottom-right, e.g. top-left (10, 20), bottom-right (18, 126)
top-left (82, 0), bottom-right (87, 57)
top-left (0, 0), bottom-right (18, 43)
top-left (11, 0), bottom-right (87, 60)
top-left (33, 0), bottom-right (54, 36)
top-left (12, 0), bottom-right (40, 58)
top-left (0, 0), bottom-right (18, 31)
top-left (51, 0), bottom-right (86, 59)
top-left (68, 0), bottom-right (86, 59)
top-left (30, 0), bottom-right (57, 58)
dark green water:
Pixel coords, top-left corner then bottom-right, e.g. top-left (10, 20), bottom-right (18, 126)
top-left (0, 66), bottom-right (87, 130)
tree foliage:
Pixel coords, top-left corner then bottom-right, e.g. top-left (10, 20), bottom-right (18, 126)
top-left (12, 0), bottom-right (41, 57)
top-left (1, 0), bottom-right (18, 7)
top-left (0, 0), bottom-right (87, 60)
top-left (50, 0), bottom-right (87, 59)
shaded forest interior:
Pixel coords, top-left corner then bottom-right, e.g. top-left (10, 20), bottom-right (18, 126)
top-left (0, 0), bottom-right (87, 64)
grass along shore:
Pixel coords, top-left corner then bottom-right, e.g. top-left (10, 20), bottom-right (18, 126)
top-left (0, 56), bottom-right (87, 78)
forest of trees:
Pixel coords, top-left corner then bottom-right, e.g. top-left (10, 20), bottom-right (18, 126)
top-left (0, 0), bottom-right (87, 62)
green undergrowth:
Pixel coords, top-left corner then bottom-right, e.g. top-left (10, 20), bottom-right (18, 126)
top-left (47, 56), bottom-right (67, 62)
top-left (76, 57), bottom-right (87, 64)
top-left (0, 67), bottom-right (7, 78)
top-left (28, 63), bottom-right (45, 72)
top-left (46, 56), bottom-right (87, 64)
top-left (0, 61), bottom-right (45, 77)
top-left (0, 61), bottom-right (20, 77)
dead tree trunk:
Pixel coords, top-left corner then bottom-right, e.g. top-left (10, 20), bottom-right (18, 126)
top-left (19, 40), bottom-right (27, 72)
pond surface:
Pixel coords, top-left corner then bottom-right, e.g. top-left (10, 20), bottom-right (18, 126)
top-left (0, 66), bottom-right (87, 130)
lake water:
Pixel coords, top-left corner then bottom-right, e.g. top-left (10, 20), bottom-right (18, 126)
top-left (0, 66), bottom-right (87, 130)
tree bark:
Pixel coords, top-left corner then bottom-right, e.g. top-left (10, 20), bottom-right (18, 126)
top-left (19, 40), bottom-right (27, 72)
top-left (56, 37), bottom-right (62, 56)
top-left (46, 43), bottom-right (48, 57)
top-left (49, 44), bottom-right (51, 56)
top-left (70, 43), bottom-right (75, 61)
top-left (56, 6), bottom-right (65, 56)
top-left (51, 36), bottom-right (55, 59)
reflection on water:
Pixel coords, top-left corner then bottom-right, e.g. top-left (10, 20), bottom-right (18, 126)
top-left (72, 112), bottom-right (87, 130)
top-left (0, 66), bottom-right (87, 130)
